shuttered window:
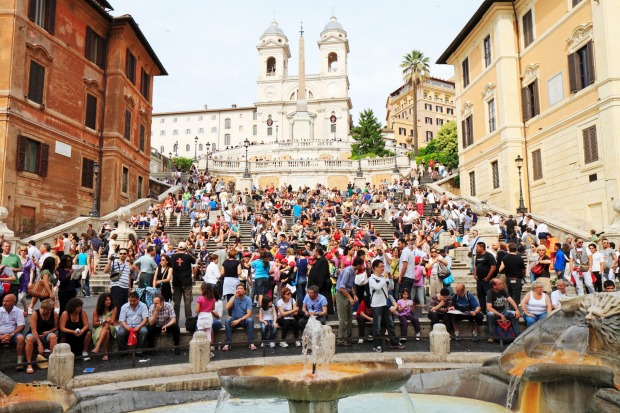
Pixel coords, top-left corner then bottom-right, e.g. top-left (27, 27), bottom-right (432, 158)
top-left (521, 79), bottom-right (540, 121)
top-left (125, 49), bottom-right (136, 84)
top-left (461, 115), bottom-right (474, 148)
top-left (85, 27), bottom-right (106, 68)
top-left (81, 158), bottom-right (95, 188)
top-left (137, 176), bottom-right (143, 199)
top-left (122, 167), bottom-right (129, 193)
top-left (28, 61), bottom-right (45, 104)
top-left (522, 10), bottom-right (534, 48)
top-left (532, 149), bottom-right (543, 180)
top-left (28, 0), bottom-right (56, 34)
top-left (491, 161), bottom-right (500, 189)
top-left (488, 98), bottom-right (496, 133)
top-left (483, 35), bottom-right (492, 68)
top-left (583, 126), bottom-right (599, 164)
top-left (140, 68), bottom-right (150, 99)
top-left (469, 172), bottom-right (476, 197)
top-left (17, 136), bottom-right (49, 177)
top-left (568, 41), bottom-right (595, 94)
top-left (462, 58), bottom-right (470, 88)
top-left (124, 110), bottom-right (132, 141)
top-left (139, 124), bottom-right (145, 151)
top-left (85, 94), bottom-right (97, 129)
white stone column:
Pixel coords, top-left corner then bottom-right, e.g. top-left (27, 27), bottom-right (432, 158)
top-left (238, 177), bottom-right (253, 194)
top-left (109, 207), bottom-right (137, 250)
top-left (322, 325), bottom-right (336, 362)
top-left (354, 177), bottom-right (366, 191)
top-left (47, 343), bottom-right (74, 386)
top-left (189, 331), bottom-right (211, 373)
top-left (429, 323), bottom-right (450, 361)
top-left (0, 207), bottom-right (19, 253)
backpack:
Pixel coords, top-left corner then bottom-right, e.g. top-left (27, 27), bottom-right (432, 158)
top-left (452, 291), bottom-right (475, 312)
top-left (496, 319), bottom-right (516, 341)
top-left (260, 233), bottom-right (268, 248)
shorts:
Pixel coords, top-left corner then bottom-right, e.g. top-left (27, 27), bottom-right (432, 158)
top-left (254, 278), bottom-right (269, 295)
top-left (5, 333), bottom-right (24, 345)
top-left (26, 332), bottom-right (56, 345)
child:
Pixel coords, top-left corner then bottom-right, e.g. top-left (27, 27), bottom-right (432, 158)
top-left (195, 283), bottom-right (216, 355)
top-left (396, 290), bottom-right (421, 341)
top-left (259, 295), bottom-right (277, 347)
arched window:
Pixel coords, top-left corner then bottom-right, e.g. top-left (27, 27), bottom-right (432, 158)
top-left (211, 143), bottom-right (216, 151)
top-left (328, 52), bottom-right (338, 72)
top-left (199, 144), bottom-right (203, 151)
top-left (253, 110), bottom-right (257, 120)
top-left (185, 144), bottom-right (190, 152)
top-left (224, 118), bottom-right (231, 129)
top-left (224, 134), bottom-right (231, 146)
top-left (266, 57), bottom-right (276, 75)
top-left (330, 111), bottom-right (337, 133)
top-left (253, 125), bottom-right (257, 136)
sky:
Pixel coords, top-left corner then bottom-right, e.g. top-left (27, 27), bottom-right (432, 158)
top-left (112, 0), bottom-right (482, 125)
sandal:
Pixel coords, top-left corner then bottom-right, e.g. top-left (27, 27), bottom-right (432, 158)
top-left (222, 345), bottom-right (231, 351)
top-left (16, 364), bottom-right (24, 371)
top-left (249, 344), bottom-right (257, 351)
top-left (26, 366), bottom-right (34, 374)
top-left (102, 355), bottom-right (109, 361)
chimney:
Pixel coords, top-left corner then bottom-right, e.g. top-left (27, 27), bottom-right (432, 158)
top-left (231, 104), bottom-right (237, 108)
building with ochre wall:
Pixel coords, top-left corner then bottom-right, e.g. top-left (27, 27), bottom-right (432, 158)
top-left (0, 0), bottom-right (166, 236)
top-left (438, 0), bottom-right (620, 232)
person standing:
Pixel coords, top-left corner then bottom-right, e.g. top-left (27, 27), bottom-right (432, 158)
top-left (308, 247), bottom-right (333, 315)
top-left (132, 246), bottom-right (158, 289)
top-left (335, 258), bottom-right (361, 346)
top-left (369, 260), bottom-right (404, 353)
top-left (170, 242), bottom-right (196, 321)
top-left (104, 247), bottom-right (131, 315)
top-left (499, 243), bottom-right (526, 305)
top-left (1, 241), bottom-right (22, 298)
top-left (473, 241), bottom-right (497, 313)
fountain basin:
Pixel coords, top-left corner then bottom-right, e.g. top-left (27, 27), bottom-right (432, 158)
top-left (218, 362), bottom-right (411, 402)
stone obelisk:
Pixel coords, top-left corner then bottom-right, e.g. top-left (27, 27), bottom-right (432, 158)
top-left (291, 22), bottom-right (312, 141)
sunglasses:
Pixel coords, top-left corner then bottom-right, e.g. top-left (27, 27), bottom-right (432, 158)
top-left (118, 253), bottom-right (127, 256)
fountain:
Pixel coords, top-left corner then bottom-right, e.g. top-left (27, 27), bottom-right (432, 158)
top-left (217, 317), bottom-right (412, 413)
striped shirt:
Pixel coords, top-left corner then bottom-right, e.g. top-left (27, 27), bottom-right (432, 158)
top-left (109, 259), bottom-right (131, 289)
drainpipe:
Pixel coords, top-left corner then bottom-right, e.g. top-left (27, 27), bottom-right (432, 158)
top-left (97, 27), bottom-right (111, 215)
top-left (512, 1), bottom-right (531, 212)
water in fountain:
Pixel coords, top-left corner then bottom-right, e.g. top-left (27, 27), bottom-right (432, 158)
top-left (504, 375), bottom-right (521, 412)
top-left (301, 316), bottom-right (329, 376)
top-left (549, 324), bottom-right (589, 360)
top-left (214, 389), bottom-right (230, 413)
top-left (400, 386), bottom-right (416, 413)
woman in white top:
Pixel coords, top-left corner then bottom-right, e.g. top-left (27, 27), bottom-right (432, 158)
top-left (588, 243), bottom-right (605, 292)
top-left (520, 280), bottom-right (552, 328)
top-left (203, 254), bottom-right (220, 289)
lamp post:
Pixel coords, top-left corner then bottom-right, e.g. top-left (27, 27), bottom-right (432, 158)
top-left (193, 136), bottom-right (198, 162)
top-left (356, 143), bottom-right (363, 177)
top-left (392, 140), bottom-right (399, 174)
top-left (515, 155), bottom-right (528, 214)
top-left (89, 162), bottom-right (100, 217)
top-left (205, 142), bottom-right (211, 174)
top-left (168, 152), bottom-right (173, 171)
top-left (243, 138), bottom-right (251, 178)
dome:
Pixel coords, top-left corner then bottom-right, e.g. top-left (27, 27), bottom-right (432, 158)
top-left (263, 20), bottom-right (286, 37)
top-left (322, 16), bottom-right (344, 32)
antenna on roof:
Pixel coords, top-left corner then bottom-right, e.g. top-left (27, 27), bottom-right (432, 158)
top-left (331, 6), bottom-right (335, 17)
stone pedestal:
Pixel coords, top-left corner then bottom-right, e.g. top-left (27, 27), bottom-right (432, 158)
top-left (391, 172), bottom-right (400, 183)
top-left (437, 232), bottom-right (451, 249)
top-left (189, 331), bottom-right (211, 373)
top-left (0, 206), bottom-right (19, 253)
top-left (238, 177), bottom-right (253, 194)
top-left (473, 204), bottom-right (499, 249)
top-left (354, 177), bottom-right (366, 191)
top-left (109, 207), bottom-right (137, 250)
top-left (48, 343), bottom-right (74, 386)
top-left (322, 325), bottom-right (336, 362)
top-left (454, 247), bottom-right (470, 262)
top-left (429, 324), bottom-right (450, 361)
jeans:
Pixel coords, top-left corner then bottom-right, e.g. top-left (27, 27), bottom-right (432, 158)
top-left (476, 278), bottom-right (492, 313)
top-left (487, 310), bottom-right (520, 337)
top-left (260, 320), bottom-right (276, 341)
top-left (173, 284), bottom-right (193, 321)
top-left (117, 326), bottom-right (148, 350)
top-left (398, 313), bottom-right (420, 336)
top-left (428, 311), bottom-right (453, 334)
top-left (147, 323), bottom-right (181, 347)
top-left (82, 275), bottom-right (91, 297)
top-left (225, 317), bottom-right (254, 343)
top-left (371, 306), bottom-right (399, 349)
top-left (111, 286), bottom-right (129, 317)
top-left (524, 312), bottom-right (547, 328)
top-left (335, 291), bottom-right (353, 342)
top-left (276, 317), bottom-right (300, 339)
top-left (572, 270), bottom-right (595, 295)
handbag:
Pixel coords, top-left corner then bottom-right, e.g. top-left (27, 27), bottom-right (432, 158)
top-left (71, 265), bottom-right (84, 281)
top-left (442, 274), bottom-right (455, 285)
top-left (185, 316), bottom-right (198, 333)
top-left (436, 261), bottom-right (451, 279)
top-left (127, 328), bottom-right (138, 347)
top-left (28, 270), bottom-right (51, 299)
top-left (531, 263), bottom-right (543, 276)
top-left (110, 261), bottom-right (121, 283)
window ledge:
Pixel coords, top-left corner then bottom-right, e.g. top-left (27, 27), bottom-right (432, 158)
top-left (490, 188), bottom-right (502, 196)
top-left (78, 187), bottom-right (95, 195)
top-left (579, 161), bottom-right (602, 174)
top-left (530, 179), bottom-right (546, 189)
top-left (17, 171), bottom-right (43, 181)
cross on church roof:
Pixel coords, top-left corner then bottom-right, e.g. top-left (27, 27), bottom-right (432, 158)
top-left (300, 21), bottom-right (303, 36)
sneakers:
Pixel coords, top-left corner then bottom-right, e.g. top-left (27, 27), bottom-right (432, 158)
top-left (400, 338), bottom-right (407, 342)
top-left (487, 338), bottom-right (494, 343)
top-left (472, 332), bottom-right (479, 342)
top-left (390, 343), bottom-right (406, 350)
top-left (279, 342), bottom-right (289, 348)
top-left (260, 343), bottom-right (265, 348)
top-left (373, 346), bottom-right (383, 353)
top-left (82, 351), bottom-right (90, 361)
top-left (358, 338), bottom-right (364, 345)
top-left (454, 331), bottom-right (461, 342)
top-left (295, 341), bottom-right (302, 347)
top-left (415, 332), bottom-right (421, 341)
top-left (269, 342), bottom-right (276, 348)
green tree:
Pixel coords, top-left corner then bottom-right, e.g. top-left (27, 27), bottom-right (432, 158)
top-left (172, 157), bottom-right (194, 173)
top-left (415, 121), bottom-right (458, 170)
top-left (400, 50), bottom-right (430, 156)
top-left (351, 109), bottom-right (392, 158)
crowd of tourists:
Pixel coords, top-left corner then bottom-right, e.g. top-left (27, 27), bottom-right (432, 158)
top-left (1, 168), bottom-right (618, 370)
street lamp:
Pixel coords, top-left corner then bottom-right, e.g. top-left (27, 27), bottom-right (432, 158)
top-left (356, 143), bottom-right (363, 177)
top-left (205, 142), bottom-right (211, 174)
top-left (168, 152), bottom-right (173, 171)
top-left (89, 162), bottom-right (100, 217)
top-left (515, 155), bottom-right (528, 214)
top-left (392, 140), bottom-right (399, 174)
top-left (243, 138), bottom-right (251, 178)
top-left (193, 136), bottom-right (198, 162)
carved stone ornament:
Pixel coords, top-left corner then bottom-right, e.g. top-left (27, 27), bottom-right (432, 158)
top-left (567, 22), bottom-right (593, 54)
top-left (26, 43), bottom-right (54, 64)
top-left (139, 109), bottom-right (150, 124)
top-left (481, 83), bottom-right (496, 101)
top-left (83, 79), bottom-right (103, 95)
top-left (522, 64), bottom-right (539, 87)
top-left (461, 101), bottom-right (474, 118)
top-left (124, 95), bottom-right (135, 111)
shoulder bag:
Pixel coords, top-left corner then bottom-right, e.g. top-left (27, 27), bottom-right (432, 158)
top-left (28, 269), bottom-right (51, 299)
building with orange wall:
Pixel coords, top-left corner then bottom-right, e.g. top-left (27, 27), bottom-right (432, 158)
top-left (438, 0), bottom-right (620, 232)
top-left (0, 0), bottom-right (166, 236)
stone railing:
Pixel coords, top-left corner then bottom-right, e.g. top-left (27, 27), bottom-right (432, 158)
top-left (425, 182), bottom-right (589, 241)
top-left (21, 185), bottom-right (182, 246)
top-left (207, 139), bottom-right (352, 160)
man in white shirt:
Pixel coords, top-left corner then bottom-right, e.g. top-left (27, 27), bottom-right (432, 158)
top-left (550, 279), bottom-right (568, 310)
top-left (569, 238), bottom-right (594, 295)
top-left (27, 241), bottom-right (41, 263)
top-left (0, 294), bottom-right (25, 368)
top-left (397, 238), bottom-right (416, 297)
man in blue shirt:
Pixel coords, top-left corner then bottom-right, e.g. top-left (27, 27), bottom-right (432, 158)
top-left (223, 283), bottom-right (255, 351)
top-left (553, 243), bottom-right (566, 281)
top-left (450, 283), bottom-right (484, 342)
top-left (300, 285), bottom-right (328, 330)
top-left (277, 234), bottom-right (290, 257)
top-left (292, 203), bottom-right (303, 222)
top-left (117, 291), bottom-right (148, 351)
top-left (335, 258), bottom-right (362, 346)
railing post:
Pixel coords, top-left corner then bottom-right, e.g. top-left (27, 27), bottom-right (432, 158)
top-left (189, 331), bottom-right (211, 373)
top-left (48, 343), bottom-right (74, 386)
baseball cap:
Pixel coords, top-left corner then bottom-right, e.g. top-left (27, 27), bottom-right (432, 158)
top-left (177, 242), bottom-right (187, 250)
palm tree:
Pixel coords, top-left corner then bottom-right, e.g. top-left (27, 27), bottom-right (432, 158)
top-left (400, 50), bottom-right (430, 156)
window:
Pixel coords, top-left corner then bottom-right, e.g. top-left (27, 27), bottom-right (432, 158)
top-left (483, 35), bottom-right (492, 67)
top-left (137, 176), bottom-right (143, 198)
top-left (266, 57), bottom-right (276, 75)
top-left (583, 126), bottom-right (599, 164)
top-left (172, 130), bottom-right (178, 135)
top-left (160, 119), bottom-right (165, 123)
top-left (436, 106), bottom-right (443, 113)
top-left (532, 149), bottom-right (543, 180)
top-left (211, 127), bottom-right (217, 133)
top-left (28, 0), bottom-right (56, 34)
top-left (140, 68), bottom-right (150, 99)
top-left (211, 115), bottom-right (216, 120)
top-left (224, 134), bottom-right (231, 146)
top-left (28, 61), bottom-right (45, 104)
top-left (426, 131), bottom-right (433, 141)
top-left (17, 136), bottom-right (49, 177)
top-left (425, 103), bottom-right (432, 110)
top-left (253, 111), bottom-right (257, 120)
top-left (185, 144), bottom-right (190, 152)
top-left (85, 93), bottom-right (97, 130)
top-left (522, 10), bottom-right (534, 48)
top-left (198, 128), bottom-right (204, 134)
top-left (185, 129), bottom-right (191, 135)
top-left (462, 58), bottom-right (470, 88)
top-left (331, 124), bottom-right (336, 133)
top-left (224, 118), bottom-right (231, 129)
top-left (436, 119), bottom-right (444, 126)
top-left (125, 49), bottom-right (136, 84)
top-left (160, 130), bottom-right (166, 136)
top-left (399, 127), bottom-right (406, 136)
top-left (139, 125), bottom-right (145, 151)
top-left (238, 125), bottom-right (243, 132)
top-left (572, 0), bottom-right (583, 6)
top-left (124, 110), bottom-right (131, 141)
top-left (253, 125), bottom-right (257, 136)
top-left (462, 115), bottom-right (474, 148)
top-left (568, 41), bottom-right (595, 94)
top-left (267, 127), bottom-right (273, 136)
top-left (159, 146), bottom-right (164, 153)
top-left (328, 52), bottom-right (338, 72)
top-left (447, 108), bottom-right (454, 115)
top-left (488, 98), bottom-right (496, 133)
top-left (173, 118), bottom-right (177, 123)
top-left (85, 27), bottom-right (106, 69)
top-left (425, 117), bottom-right (432, 124)
top-left (198, 116), bottom-right (203, 121)
top-left (491, 161), bottom-right (500, 189)
top-left (469, 172), bottom-right (476, 196)
top-left (121, 167), bottom-right (128, 193)
top-left (81, 158), bottom-right (95, 188)
top-left (198, 144), bottom-right (203, 151)
top-left (521, 80), bottom-right (540, 121)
